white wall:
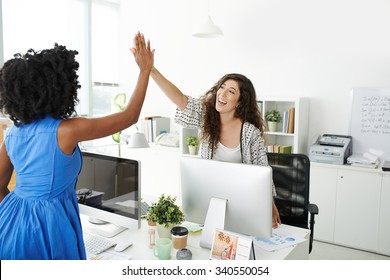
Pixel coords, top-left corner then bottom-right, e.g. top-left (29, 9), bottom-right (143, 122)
top-left (118, 0), bottom-right (390, 151)
top-left (0, 0), bottom-right (3, 66)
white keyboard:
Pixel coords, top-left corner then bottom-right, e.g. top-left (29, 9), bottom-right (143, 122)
top-left (83, 232), bottom-right (116, 255)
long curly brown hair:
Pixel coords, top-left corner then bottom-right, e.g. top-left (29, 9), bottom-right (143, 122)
top-left (0, 44), bottom-right (80, 127)
top-left (199, 73), bottom-right (265, 150)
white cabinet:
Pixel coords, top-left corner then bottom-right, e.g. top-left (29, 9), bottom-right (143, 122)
top-left (309, 165), bottom-right (338, 242)
top-left (378, 174), bottom-right (390, 255)
top-left (258, 97), bottom-right (309, 154)
top-left (333, 169), bottom-right (381, 251)
top-left (310, 163), bottom-right (390, 255)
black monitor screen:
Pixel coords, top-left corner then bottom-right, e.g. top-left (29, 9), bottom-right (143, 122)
top-left (75, 152), bottom-right (140, 223)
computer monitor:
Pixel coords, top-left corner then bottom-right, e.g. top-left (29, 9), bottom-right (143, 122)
top-left (180, 156), bottom-right (272, 248)
top-left (76, 151), bottom-right (141, 237)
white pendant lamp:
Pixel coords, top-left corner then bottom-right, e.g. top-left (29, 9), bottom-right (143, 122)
top-left (192, 0), bottom-right (223, 38)
top-left (193, 16), bottom-right (223, 38)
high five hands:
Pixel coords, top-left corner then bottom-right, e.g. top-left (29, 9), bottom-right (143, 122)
top-left (130, 32), bottom-right (155, 73)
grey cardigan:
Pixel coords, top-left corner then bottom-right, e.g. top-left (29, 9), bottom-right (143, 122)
top-left (175, 96), bottom-right (277, 196)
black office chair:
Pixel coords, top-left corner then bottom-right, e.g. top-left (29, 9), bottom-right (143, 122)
top-left (267, 153), bottom-right (319, 254)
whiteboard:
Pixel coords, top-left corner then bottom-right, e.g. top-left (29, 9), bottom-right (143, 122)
top-left (349, 88), bottom-right (390, 160)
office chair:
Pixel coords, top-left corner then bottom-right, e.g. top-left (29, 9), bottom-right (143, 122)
top-left (267, 153), bottom-right (319, 254)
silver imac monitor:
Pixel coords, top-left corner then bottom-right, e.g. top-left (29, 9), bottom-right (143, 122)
top-left (180, 156), bottom-right (272, 248)
top-left (76, 152), bottom-right (141, 237)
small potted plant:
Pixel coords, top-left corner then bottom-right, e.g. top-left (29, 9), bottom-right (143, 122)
top-left (112, 93), bottom-right (126, 143)
top-left (186, 135), bottom-right (200, 155)
top-left (265, 109), bottom-right (282, 132)
top-left (147, 194), bottom-right (185, 238)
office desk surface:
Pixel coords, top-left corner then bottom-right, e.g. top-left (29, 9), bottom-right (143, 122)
top-left (81, 215), bottom-right (310, 260)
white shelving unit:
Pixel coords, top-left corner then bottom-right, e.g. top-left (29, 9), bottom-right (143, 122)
top-left (259, 97), bottom-right (309, 154)
top-left (180, 127), bottom-right (199, 155)
top-left (179, 97), bottom-right (309, 155)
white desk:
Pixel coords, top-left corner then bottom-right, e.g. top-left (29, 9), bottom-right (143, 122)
top-left (81, 215), bottom-right (310, 260)
top-left (79, 142), bottom-right (310, 260)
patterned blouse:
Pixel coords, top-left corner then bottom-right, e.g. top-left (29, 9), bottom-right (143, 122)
top-left (175, 96), bottom-right (277, 196)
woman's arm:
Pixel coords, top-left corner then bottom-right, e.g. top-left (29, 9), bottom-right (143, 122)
top-left (58, 32), bottom-right (154, 155)
top-left (0, 144), bottom-right (12, 202)
top-left (150, 67), bottom-right (188, 111)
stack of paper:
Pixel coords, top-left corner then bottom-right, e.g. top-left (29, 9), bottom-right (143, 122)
top-left (382, 161), bottom-right (390, 172)
top-left (347, 153), bottom-right (380, 169)
top-left (253, 225), bottom-right (306, 251)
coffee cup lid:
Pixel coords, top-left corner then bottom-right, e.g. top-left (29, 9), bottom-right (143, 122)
top-left (171, 226), bottom-right (188, 236)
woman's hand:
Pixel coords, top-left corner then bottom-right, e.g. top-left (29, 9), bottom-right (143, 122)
top-left (272, 200), bottom-right (281, 228)
top-left (130, 32), bottom-right (154, 73)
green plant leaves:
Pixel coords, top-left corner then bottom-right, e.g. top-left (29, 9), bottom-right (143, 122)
top-left (186, 136), bottom-right (199, 147)
top-left (112, 93), bottom-right (126, 143)
top-left (265, 109), bottom-right (282, 122)
top-left (112, 131), bottom-right (121, 143)
top-left (147, 194), bottom-right (185, 228)
top-left (114, 93), bottom-right (126, 112)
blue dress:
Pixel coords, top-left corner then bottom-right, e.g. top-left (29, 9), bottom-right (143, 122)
top-left (0, 116), bottom-right (86, 259)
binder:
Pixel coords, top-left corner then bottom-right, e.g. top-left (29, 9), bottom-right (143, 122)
top-left (287, 107), bottom-right (295, 134)
top-left (141, 117), bottom-right (170, 142)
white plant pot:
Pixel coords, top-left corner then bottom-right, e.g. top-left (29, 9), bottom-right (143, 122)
top-left (157, 224), bottom-right (174, 239)
top-left (188, 145), bottom-right (198, 155)
top-left (267, 121), bottom-right (278, 132)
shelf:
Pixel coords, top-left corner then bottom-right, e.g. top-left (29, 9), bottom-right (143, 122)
top-left (265, 132), bottom-right (295, 137)
top-left (259, 97), bottom-right (309, 154)
top-left (180, 128), bottom-right (199, 155)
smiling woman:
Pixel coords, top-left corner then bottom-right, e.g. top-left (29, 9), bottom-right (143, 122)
top-left (215, 79), bottom-right (240, 115)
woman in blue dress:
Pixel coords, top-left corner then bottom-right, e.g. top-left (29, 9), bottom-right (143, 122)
top-left (0, 32), bottom-right (154, 259)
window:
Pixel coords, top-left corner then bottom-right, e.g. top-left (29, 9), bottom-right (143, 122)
top-left (1, 0), bottom-right (120, 117)
top-left (91, 0), bottom-right (120, 116)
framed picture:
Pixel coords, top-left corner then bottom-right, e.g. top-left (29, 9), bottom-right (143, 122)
top-left (210, 229), bottom-right (255, 260)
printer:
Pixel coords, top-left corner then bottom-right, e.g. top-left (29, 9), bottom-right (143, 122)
top-left (309, 134), bottom-right (352, 165)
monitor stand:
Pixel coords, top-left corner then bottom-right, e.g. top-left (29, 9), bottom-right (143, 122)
top-left (200, 197), bottom-right (227, 249)
top-left (88, 217), bottom-right (126, 238)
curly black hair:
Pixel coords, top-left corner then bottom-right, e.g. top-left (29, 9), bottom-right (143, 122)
top-left (0, 43), bottom-right (80, 126)
top-left (199, 73), bottom-right (266, 150)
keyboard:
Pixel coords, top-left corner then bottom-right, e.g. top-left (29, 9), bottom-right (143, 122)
top-left (83, 231), bottom-right (116, 255)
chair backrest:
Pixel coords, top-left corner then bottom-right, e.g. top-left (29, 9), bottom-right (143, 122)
top-left (267, 153), bottom-right (310, 229)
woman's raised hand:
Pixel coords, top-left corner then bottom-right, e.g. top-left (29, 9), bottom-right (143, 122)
top-left (130, 32), bottom-right (154, 73)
